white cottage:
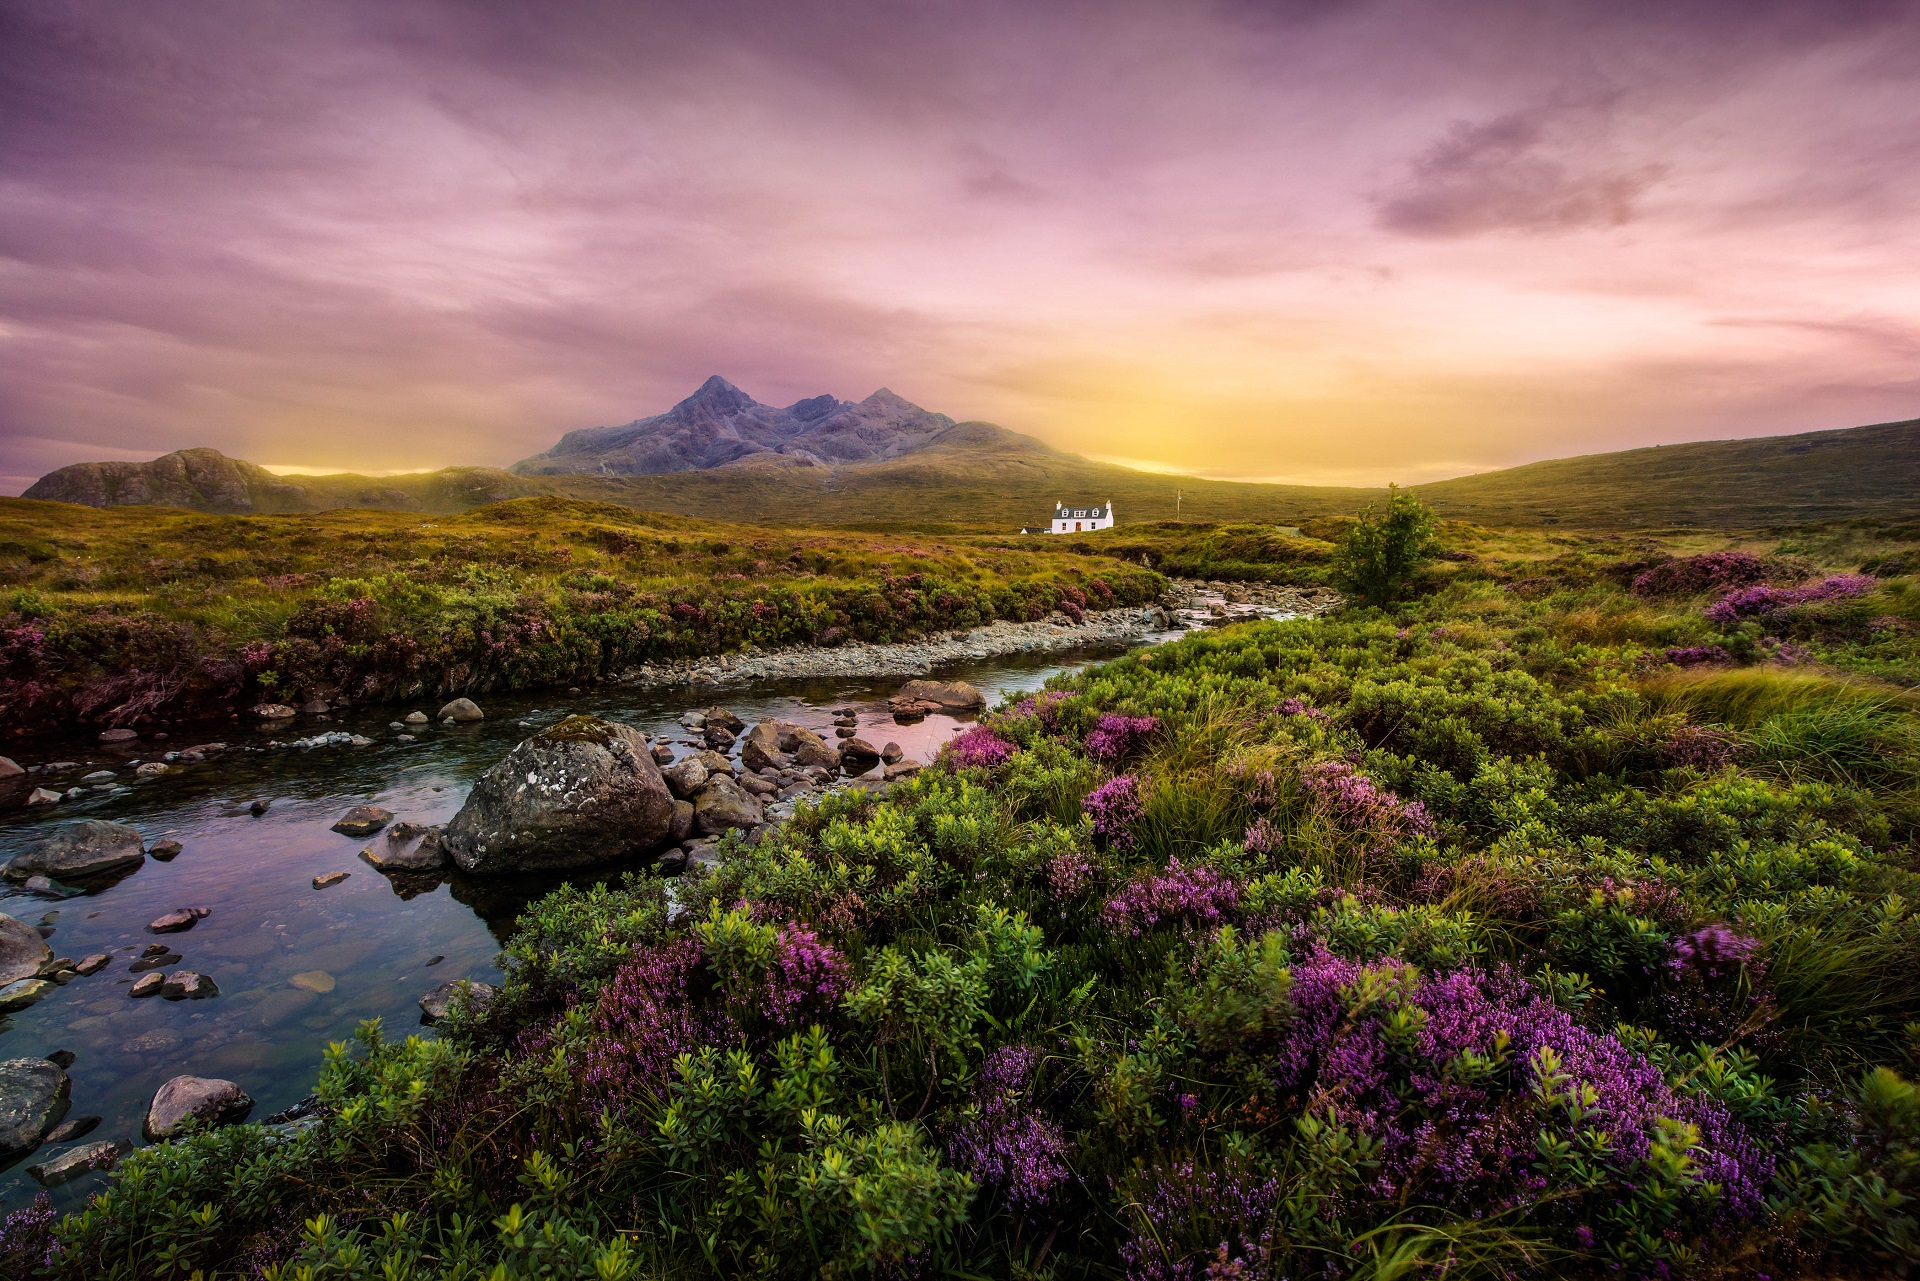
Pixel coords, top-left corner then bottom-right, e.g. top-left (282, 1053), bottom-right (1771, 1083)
top-left (1049, 500), bottom-right (1114, 534)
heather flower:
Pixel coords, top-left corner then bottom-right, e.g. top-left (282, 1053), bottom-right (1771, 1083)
top-left (1117, 1159), bottom-right (1280, 1281)
top-left (1663, 725), bottom-right (1741, 771)
top-left (1084, 774), bottom-right (1146, 850)
top-left (1667, 923), bottom-right (1759, 982)
top-left (946, 1046), bottom-right (1071, 1211)
top-left (0, 1194), bottom-right (58, 1276)
top-left (1010, 689), bottom-right (1073, 732)
top-left (1046, 848), bottom-right (1095, 898)
top-left (1661, 644), bottom-right (1731, 668)
top-left (944, 725), bottom-right (1017, 771)
top-left (1298, 760), bottom-right (1434, 855)
top-left (1102, 858), bottom-right (1240, 936)
top-left (762, 923), bottom-right (852, 1030)
top-left (1633, 552), bottom-right (1772, 598)
top-left (1086, 712), bottom-right (1160, 762)
top-left (574, 939), bottom-right (736, 1112)
top-left (1242, 816), bottom-right (1282, 858)
top-left (1274, 696), bottom-right (1332, 724)
top-left (1704, 573), bottom-right (1876, 624)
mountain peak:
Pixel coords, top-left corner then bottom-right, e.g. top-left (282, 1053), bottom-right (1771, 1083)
top-left (678, 375), bottom-right (757, 414)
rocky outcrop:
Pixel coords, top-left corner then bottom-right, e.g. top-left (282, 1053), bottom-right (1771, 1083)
top-left (0, 912), bottom-right (53, 986)
top-left (442, 716), bottom-right (674, 874)
top-left (4, 820), bottom-right (145, 881)
top-left (143, 1076), bottom-right (253, 1141)
top-left (0, 1058), bottom-right (71, 1157)
top-left (511, 377), bottom-right (960, 477)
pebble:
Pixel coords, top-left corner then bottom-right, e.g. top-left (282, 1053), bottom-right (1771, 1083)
top-left (74, 954), bottom-right (110, 976)
top-left (312, 872), bottom-right (350, 889)
top-left (149, 838), bottom-right (183, 861)
top-left (26, 788), bottom-right (59, 806)
top-left (147, 907), bottom-right (211, 934)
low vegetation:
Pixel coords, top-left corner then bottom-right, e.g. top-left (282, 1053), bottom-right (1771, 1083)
top-left (6, 496), bottom-right (1918, 1278)
top-left (0, 497), bottom-right (1163, 735)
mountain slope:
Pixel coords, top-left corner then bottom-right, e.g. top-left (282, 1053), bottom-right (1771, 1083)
top-left (510, 376), bottom-right (968, 475)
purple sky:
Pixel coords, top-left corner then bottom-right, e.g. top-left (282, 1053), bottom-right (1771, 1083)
top-left (3, 0), bottom-right (1917, 492)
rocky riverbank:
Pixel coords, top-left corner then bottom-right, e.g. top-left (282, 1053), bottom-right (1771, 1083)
top-left (612, 581), bottom-right (1339, 690)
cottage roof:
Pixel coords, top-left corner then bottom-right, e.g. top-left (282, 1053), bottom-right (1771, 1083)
top-left (1054, 501), bottom-right (1110, 519)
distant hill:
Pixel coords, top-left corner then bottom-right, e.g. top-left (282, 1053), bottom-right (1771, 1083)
top-left (22, 413), bottom-right (1919, 530)
top-left (24, 447), bottom-right (545, 514)
top-left (511, 375), bottom-right (1017, 475)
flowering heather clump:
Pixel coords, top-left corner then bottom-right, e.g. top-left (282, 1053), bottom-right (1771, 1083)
top-left (1661, 644), bottom-right (1731, 668)
top-left (1086, 712), bottom-right (1160, 762)
top-left (1242, 815), bottom-right (1282, 858)
top-left (0, 1194), bottom-right (58, 1276)
top-left (1117, 1159), bottom-right (1280, 1281)
top-left (1046, 848), bottom-right (1095, 898)
top-left (946, 1046), bottom-right (1071, 1211)
top-left (1632, 551), bottom-right (1772, 598)
top-left (1663, 724), bottom-right (1742, 771)
top-left (575, 939), bottom-right (735, 1111)
top-left (1705, 573), bottom-right (1877, 624)
top-left (1274, 696), bottom-right (1332, 724)
top-left (944, 725), bottom-right (1017, 771)
top-left (1010, 689), bottom-right (1073, 732)
top-left (762, 923), bottom-right (852, 1030)
top-left (1299, 760), bottom-right (1435, 852)
top-left (1084, 774), bottom-right (1145, 850)
top-left (1668, 923), bottom-right (1760, 982)
top-left (1102, 858), bottom-right (1240, 935)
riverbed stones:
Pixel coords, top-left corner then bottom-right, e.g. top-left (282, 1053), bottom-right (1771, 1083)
top-left (739, 774), bottom-right (777, 797)
top-left (787, 728), bottom-right (839, 769)
top-left (331, 805), bottom-right (393, 837)
top-left (290, 970), bottom-right (335, 993)
top-left (45, 1114), bottom-right (99, 1142)
top-left (703, 723), bottom-right (737, 750)
top-left (662, 757), bottom-right (708, 799)
top-left (301, 699), bottom-right (330, 716)
top-left (443, 715), bottom-right (674, 874)
top-left (0, 756), bottom-right (22, 780)
top-left (361, 822), bottom-right (447, 871)
top-left (693, 749), bottom-right (734, 776)
top-left (404, 711), bottom-right (429, 726)
top-left (4, 820), bottom-right (145, 882)
top-left (149, 838), bottom-right (183, 861)
top-left (253, 703), bottom-right (297, 720)
top-left (147, 907), bottom-right (210, 934)
top-left (419, 978), bottom-right (496, 1023)
top-left (98, 728), bottom-right (138, 744)
top-left (26, 787), bottom-right (59, 806)
top-left (144, 1075), bottom-right (253, 1141)
top-left (882, 742), bottom-right (904, 763)
top-left (650, 743), bottom-right (675, 765)
top-left (29, 1139), bottom-right (128, 1186)
top-left (838, 738), bottom-right (881, 773)
top-left (692, 774), bottom-right (763, 836)
top-left (0, 912), bottom-right (53, 985)
top-left (74, 953), bottom-right (110, 976)
top-left (438, 698), bottom-right (485, 722)
top-left (0, 1058), bottom-right (70, 1157)
top-left (162, 971), bottom-right (218, 1000)
top-left (704, 707), bottom-right (745, 732)
top-left (134, 761), bottom-right (169, 777)
top-left (739, 721), bottom-right (791, 772)
top-left (891, 678), bottom-right (987, 712)
top-left (129, 973), bottom-right (165, 997)
top-left (312, 872), bottom-right (350, 889)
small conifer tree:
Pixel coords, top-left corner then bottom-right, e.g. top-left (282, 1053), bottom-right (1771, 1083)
top-left (1331, 484), bottom-right (1439, 606)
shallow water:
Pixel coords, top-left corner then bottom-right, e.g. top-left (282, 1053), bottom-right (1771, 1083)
top-left (0, 637), bottom-right (1176, 1211)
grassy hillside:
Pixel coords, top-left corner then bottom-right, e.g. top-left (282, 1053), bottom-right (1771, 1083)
top-left (0, 496), bottom-right (1161, 735)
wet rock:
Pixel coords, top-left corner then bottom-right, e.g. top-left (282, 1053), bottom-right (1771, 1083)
top-left (162, 971), bottom-right (218, 1000)
top-left (443, 716), bottom-right (674, 874)
top-left (0, 1058), bottom-right (70, 1157)
top-left (693, 749), bottom-right (735, 776)
top-left (361, 822), bottom-right (447, 872)
top-left (29, 1138), bottom-right (128, 1186)
top-left (252, 703), bottom-right (297, 720)
top-left (739, 722), bottom-right (791, 773)
top-left (703, 723), bottom-right (737, 750)
top-left (834, 725), bottom-right (856, 738)
top-left (881, 742), bottom-right (904, 763)
top-left (149, 838), bottom-right (183, 861)
top-left (80, 770), bottom-right (116, 784)
top-left (649, 743), bottom-right (675, 766)
top-left (300, 699), bottom-right (330, 715)
top-left (396, 733), bottom-right (417, 743)
top-left (289, 970), bottom-right (335, 993)
top-left (787, 729), bottom-right (839, 769)
top-left (438, 698), bottom-right (485, 722)
top-left (98, 728), bottom-right (139, 744)
top-left (45, 1113), bottom-right (98, 1142)
top-left (704, 707), bottom-right (745, 733)
top-left (738, 774), bottom-right (778, 797)
top-left (419, 978), bottom-right (496, 1024)
top-left (667, 799), bottom-right (695, 846)
top-left (74, 954), bottom-right (110, 976)
top-left (249, 798), bottom-right (271, 816)
top-left (0, 979), bottom-right (54, 1012)
top-left (26, 787), bottom-right (59, 806)
top-left (44, 1050), bottom-right (75, 1070)
top-left (839, 737), bottom-right (881, 770)
top-left (141, 942), bottom-right (172, 958)
top-left (891, 679), bottom-right (986, 712)
top-left (684, 840), bottom-right (724, 872)
top-left (0, 912), bottom-right (54, 985)
top-left (331, 805), bottom-right (393, 837)
top-left (662, 757), bottom-right (709, 800)
top-left (134, 761), bottom-right (169, 778)
top-left (312, 871), bottom-right (350, 889)
top-left (129, 973), bottom-right (166, 997)
top-left (147, 907), bottom-right (210, 934)
top-left (884, 759), bottom-right (924, 782)
top-left (654, 847), bottom-right (688, 876)
top-left (692, 775), bottom-right (763, 836)
top-left (4, 820), bottom-right (145, 883)
top-left (0, 756), bottom-right (22, 780)
top-left (144, 1075), bottom-right (253, 1142)
top-left (679, 710), bottom-right (707, 729)
top-left (404, 711), bottom-right (429, 726)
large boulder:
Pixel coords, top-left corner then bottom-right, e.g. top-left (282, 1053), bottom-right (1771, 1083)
top-left (891, 679), bottom-right (986, 711)
top-left (692, 775), bottom-right (763, 836)
top-left (442, 716), bottom-right (674, 874)
top-left (0, 912), bottom-right (53, 986)
top-left (4, 820), bottom-right (145, 882)
top-left (144, 1076), bottom-right (253, 1141)
top-left (0, 1058), bottom-right (71, 1157)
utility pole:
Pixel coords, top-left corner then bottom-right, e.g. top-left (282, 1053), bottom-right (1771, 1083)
top-left (1176, 489), bottom-right (1183, 520)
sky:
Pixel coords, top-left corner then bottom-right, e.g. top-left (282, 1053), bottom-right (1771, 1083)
top-left (2, 0), bottom-right (1918, 494)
